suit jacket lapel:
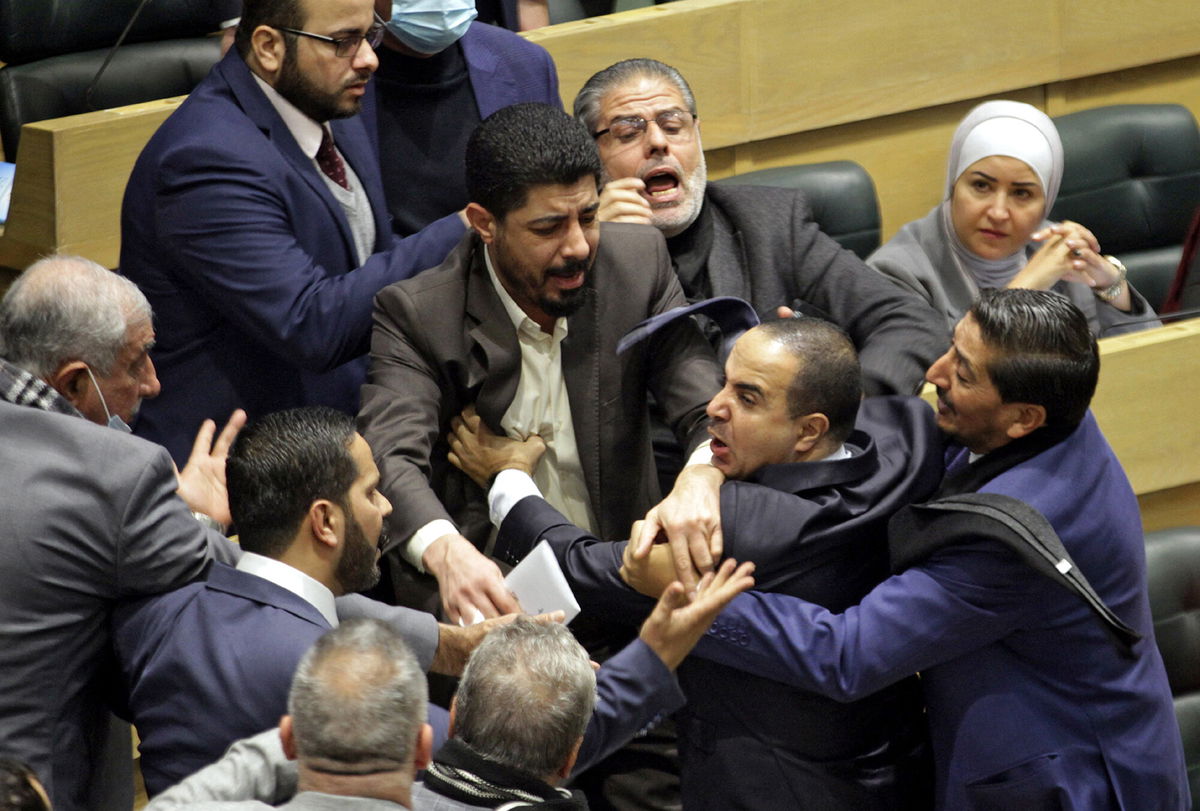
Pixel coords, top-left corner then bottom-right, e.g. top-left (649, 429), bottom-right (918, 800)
top-left (465, 245), bottom-right (521, 429)
top-left (704, 197), bottom-right (750, 300)
top-left (460, 29), bottom-right (516, 120)
top-left (218, 52), bottom-right (360, 263)
top-left (206, 564), bottom-right (331, 630)
top-left (561, 287), bottom-right (602, 526)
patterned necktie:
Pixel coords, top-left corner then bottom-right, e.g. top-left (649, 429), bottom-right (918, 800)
top-left (316, 128), bottom-right (349, 190)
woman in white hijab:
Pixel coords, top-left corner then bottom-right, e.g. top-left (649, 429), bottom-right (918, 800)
top-left (868, 100), bottom-right (1159, 336)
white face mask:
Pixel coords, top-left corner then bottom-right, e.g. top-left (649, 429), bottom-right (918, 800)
top-left (84, 365), bottom-right (132, 433)
top-left (385, 0), bottom-right (476, 55)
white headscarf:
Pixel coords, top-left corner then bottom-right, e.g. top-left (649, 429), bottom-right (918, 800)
top-left (941, 100), bottom-right (1066, 285)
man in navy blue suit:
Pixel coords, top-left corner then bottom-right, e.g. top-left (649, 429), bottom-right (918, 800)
top-left (120, 0), bottom-right (466, 465)
top-left (113, 406), bottom-right (455, 795)
top-left (682, 290), bottom-right (1190, 809)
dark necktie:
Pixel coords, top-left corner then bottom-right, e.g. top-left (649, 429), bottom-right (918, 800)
top-left (316, 128), bottom-right (349, 190)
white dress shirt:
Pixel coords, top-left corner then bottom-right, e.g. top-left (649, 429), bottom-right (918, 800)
top-left (235, 551), bottom-right (339, 628)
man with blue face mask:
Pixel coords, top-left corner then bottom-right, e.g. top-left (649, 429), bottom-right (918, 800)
top-left (367, 0), bottom-right (561, 236)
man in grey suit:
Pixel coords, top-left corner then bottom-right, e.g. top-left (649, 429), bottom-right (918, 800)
top-left (577, 58), bottom-right (948, 398)
top-left (0, 257), bottom-right (485, 811)
top-left (0, 256), bottom-right (244, 811)
top-left (360, 102), bottom-right (721, 626)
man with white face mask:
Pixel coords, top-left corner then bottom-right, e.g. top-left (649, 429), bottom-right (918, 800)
top-left (367, 0), bottom-right (560, 236)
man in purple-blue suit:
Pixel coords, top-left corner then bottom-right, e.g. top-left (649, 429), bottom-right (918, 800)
top-left (681, 289), bottom-right (1188, 810)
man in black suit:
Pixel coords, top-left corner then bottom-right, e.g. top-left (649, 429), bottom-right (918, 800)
top-left (447, 316), bottom-right (943, 809)
top-left (575, 58), bottom-right (947, 398)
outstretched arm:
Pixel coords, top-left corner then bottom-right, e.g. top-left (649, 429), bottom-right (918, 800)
top-left (575, 559), bottom-right (755, 774)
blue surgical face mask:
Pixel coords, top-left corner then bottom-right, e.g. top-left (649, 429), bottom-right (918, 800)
top-left (84, 365), bottom-right (132, 433)
top-left (385, 0), bottom-right (477, 55)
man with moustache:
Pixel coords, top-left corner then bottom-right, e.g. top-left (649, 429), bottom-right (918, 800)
top-left (121, 0), bottom-right (466, 466)
top-left (576, 58), bottom-right (947, 398)
top-left (113, 407), bottom-right (452, 796)
top-left (359, 102), bottom-right (720, 634)
top-left (683, 290), bottom-right (1189, 809)
top-left (447, 316), bottom-right (942, 809)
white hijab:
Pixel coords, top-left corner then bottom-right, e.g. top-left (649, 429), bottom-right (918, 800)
top-left (941, 100), bottom-right (1066, 287)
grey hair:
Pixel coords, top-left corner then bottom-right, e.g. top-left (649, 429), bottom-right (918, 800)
top-left (0, 255), bottom-right (152, 377)
top-left (288, 619), bottom-right (428, 770)
top-left (573, 58), bottom-right (697, 134)
top-left (454, 617), bottom-right (596, 777)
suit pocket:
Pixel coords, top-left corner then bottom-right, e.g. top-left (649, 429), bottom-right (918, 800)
top-left (965, 752), bottom-right (1074, 811)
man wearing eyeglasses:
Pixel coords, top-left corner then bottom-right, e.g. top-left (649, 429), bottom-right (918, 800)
top-left (120, 0), bottom-right (466, 467)
top-left (575, 59), bottom-right (948, 400)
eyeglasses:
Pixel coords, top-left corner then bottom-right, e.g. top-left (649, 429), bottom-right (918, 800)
top-left (275, 16), bottom-right (386, 58)
top-left (592, 111), bottom-right (697, 144)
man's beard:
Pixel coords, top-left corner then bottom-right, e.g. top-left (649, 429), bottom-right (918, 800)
top-left (537, 257), bottom-right (591, 319)
top-left (493, 235), bottom-right (593, 322)
top-left (275, 47), bottom-right (364, 123)
top-left (335, 513), bottom-right (382, 594)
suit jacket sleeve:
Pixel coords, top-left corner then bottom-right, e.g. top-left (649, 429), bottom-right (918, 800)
top-left (360, 280), bottom-right (458, 547)
top-left (779, 196), bottom-right (947, 396)
top-left (643, 234), bottom-right (722, 453)
top-left (496, 495), bottom-right (655, 627)
top-left (575, 639), bottom-right (685, 776)
top-left (692, 538), bottom-right (1051, 701)
top-left (143, 729), bottom-right (294, 808)
top-left (334, 594), bottom-right (440, 672)
top-left (118, 445), bottom-right (230, 595)
top-left (150, 135), bottom-right (463, 373)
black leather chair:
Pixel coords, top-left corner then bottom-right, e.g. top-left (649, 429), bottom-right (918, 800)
top-left (714, 160), bottom-right (882, 260)
top-left (1050, 104), bottom-right (1200, 313)
top-left (1145, 526), bottom-right (1200, 808)
top-left (0, 0), bottom-right (232, 160)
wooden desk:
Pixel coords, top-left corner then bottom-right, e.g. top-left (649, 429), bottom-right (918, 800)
top-left (0, 97), bottom-right (184, 272)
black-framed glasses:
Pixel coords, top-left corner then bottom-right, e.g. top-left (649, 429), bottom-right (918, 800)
top-left (275, 15), bottom-right (386, 58)
top-left (592, 110), bottom-right (697, 144)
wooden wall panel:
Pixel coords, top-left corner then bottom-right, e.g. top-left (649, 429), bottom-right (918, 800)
top-left (745, 0), bottom-right (1058, 139)
top-left (1060, 0), bottom-right (1200, 78)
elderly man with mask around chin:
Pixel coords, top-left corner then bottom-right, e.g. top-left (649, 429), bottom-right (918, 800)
top-left (0, 256), bottom-right (244, 811)
top-left (577, 58), bottom-right (948, 399)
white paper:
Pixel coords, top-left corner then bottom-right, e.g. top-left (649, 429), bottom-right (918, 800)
top-left (505, 540), bottom-right (581, 624)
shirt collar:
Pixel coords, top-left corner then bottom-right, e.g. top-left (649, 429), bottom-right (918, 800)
top-left (236, 551), bottom-right (339, 627)
top-left (482, 245), bottom-right (568, 342)
top-left (824, 443), bottom-right (851, 462)
top-left (252, 73), bottom-right (326, 159)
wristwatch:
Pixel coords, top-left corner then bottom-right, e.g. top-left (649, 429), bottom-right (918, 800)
top-left (1095, 256), bottom-right (1127, 303)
